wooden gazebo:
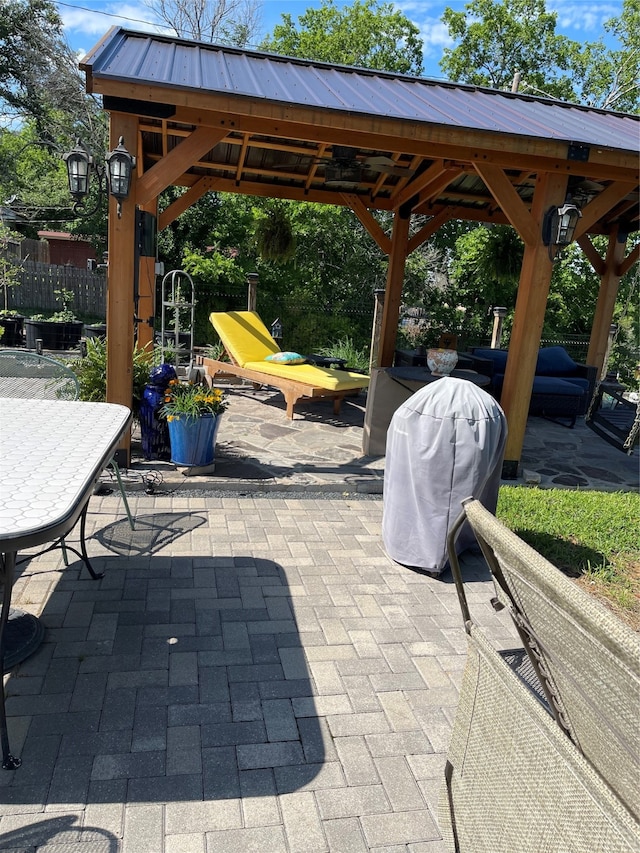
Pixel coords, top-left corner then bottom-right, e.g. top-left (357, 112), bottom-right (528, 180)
top-left (80, 28), bottom-right (639, 473)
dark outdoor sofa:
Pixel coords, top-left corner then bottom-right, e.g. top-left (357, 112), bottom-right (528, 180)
top-left (469, 345), bottom-right (598, 427)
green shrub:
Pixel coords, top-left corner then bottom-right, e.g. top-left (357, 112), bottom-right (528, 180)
top-left (69, 338), bottom-right (157, 417)
top-left (317, 336), bottom-right (370, 372)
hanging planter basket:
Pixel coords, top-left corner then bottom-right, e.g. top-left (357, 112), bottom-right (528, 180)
top-left (167, 413), bottom-right (222, 466)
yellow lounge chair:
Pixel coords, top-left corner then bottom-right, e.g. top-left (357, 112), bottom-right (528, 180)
top-left (197, 311), bottom-right (369, 419)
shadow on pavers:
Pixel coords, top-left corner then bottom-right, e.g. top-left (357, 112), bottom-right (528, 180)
top-left (3, 513), bottom-right (322, 806)
top-left (0, 816), bottom-right (119, 852)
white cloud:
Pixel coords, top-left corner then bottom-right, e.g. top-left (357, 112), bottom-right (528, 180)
top-left (58, 1), bottom-right (166, 47)
top-left (547, 2), bottom-right (619, 34)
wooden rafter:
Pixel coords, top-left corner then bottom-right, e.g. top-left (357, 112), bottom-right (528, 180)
top-left (341, 194), bottom-right (392, 254)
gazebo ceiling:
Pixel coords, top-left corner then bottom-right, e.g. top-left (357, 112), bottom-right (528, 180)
top-left (82, 28), bottom-right (639, 237)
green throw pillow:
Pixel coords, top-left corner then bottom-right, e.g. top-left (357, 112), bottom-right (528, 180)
top-left (265, 352), bottom-right (307, 365)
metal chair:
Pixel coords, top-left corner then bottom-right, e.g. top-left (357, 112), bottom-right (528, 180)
top-left (0, 350), bottom-right (135, 530)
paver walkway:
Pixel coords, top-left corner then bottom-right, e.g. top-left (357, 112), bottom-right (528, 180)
top-left (1, 493), bottom-right (517, 852)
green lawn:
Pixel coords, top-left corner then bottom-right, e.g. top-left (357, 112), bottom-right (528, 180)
top-left (497, 487), bottom-right (640, 630)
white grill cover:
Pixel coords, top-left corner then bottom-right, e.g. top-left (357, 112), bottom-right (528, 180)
top-left (382, 377), bottom-right (507, 573)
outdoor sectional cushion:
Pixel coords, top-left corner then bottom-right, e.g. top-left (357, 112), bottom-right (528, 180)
top-left (536, 345), bottom-right (579, 375)
top-left (244, 360), bottom-right (369, 390)
top-left (492, 374), bottom-right (586, 398)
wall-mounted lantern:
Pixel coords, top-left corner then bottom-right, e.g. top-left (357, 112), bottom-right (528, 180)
top-left (542, 203), bottom-right (582, 260)
top-left (62, 136), bottom-right (136, 218)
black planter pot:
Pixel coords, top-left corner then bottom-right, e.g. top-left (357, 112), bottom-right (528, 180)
top-left (84, 323), bottom-right (107, 340)
top-left (25, 319), bottom-right (84, 351)
top-left (0, 315), bottom-right (24, 347)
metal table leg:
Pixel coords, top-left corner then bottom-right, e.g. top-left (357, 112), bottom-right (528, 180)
top-left (0, 551), bottom-right (22, 769)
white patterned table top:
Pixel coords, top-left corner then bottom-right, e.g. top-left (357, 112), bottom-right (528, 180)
top-left (0, 398), bottom-right (131, 551)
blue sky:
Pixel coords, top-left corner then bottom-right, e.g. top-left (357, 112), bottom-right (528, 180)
top-left (56, 0), bottom-right (624, 80)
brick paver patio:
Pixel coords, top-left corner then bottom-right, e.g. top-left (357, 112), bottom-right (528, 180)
top-left (0, 492), bottom-right (517, 852)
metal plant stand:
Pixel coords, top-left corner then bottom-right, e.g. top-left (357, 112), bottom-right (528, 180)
top-left (160, 269), bottom-right (196, 379)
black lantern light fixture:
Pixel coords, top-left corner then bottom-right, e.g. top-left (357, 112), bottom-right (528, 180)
top-left (62, 139), bottom-right (93, 203)
top-left (542, 202), bottom-right (582, 260)
top-left (62, 136), bottom-right (135, 218)
top-left (105, 137), bottom-right (136, 216)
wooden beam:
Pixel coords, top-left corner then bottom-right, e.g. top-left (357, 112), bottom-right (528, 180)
top-left (379, 212), bottom-right (411, 367)
top-left (474, 163), bottom-right (538, 245)
top-left (619, 242), bottom-right (639, 277)
top-left (136, 126), bottom-right (228, 206)
top-left (587, 226), bottom-right (628, 376)
top-left (389, 160), bottom-right (447, 209)
top-left (574, 181), bottom-right (637, 239)
top-left (577, 235), bottom-right (606, 276)
top-left (106, 113), bottom-right (139, 464)
top-left (407, 211), bottom-right (450, 254)
top-left (158, 177), bottom-right (223, 230)
top-left (500, 172), bottom-right (569, 476)
top-left (91, 80), bottom-right (640, 178)
top-left (341, 194), bottom-right (392, 254)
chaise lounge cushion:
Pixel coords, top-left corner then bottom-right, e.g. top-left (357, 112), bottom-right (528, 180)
top-left (212, 311), bottom-right (280, 365)
top-left (209, 310), bottom-right (370, 394)
top-left (244, 360), bottom-right (368, 390)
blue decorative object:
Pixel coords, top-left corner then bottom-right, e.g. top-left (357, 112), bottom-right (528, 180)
top-left (167, 413), bottom-right (222, 466)
top-left (139, 364), bottom-right (177, 460)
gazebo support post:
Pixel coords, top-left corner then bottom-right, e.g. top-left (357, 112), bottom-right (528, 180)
top-left (499, 173), bottom-right (569, 479)
top-left (586, 225), bottom-right (628, 379)
top-left (106, 112), bottom-right (138, 467)
top-left (137, 198), bottom-right (158, 351)
top-left (379, 211), bottom-right (411, 367)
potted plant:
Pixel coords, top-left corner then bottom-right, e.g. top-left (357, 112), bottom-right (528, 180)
top-left (24, 289), bottom-right (84, 350)
top-left (160, 378), bottom-right (228, 466)
top-left (0, 309), bottom-right (24, 346)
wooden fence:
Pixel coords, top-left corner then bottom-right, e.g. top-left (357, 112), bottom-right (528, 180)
top-left (9, 261), bottom-right (106, 318)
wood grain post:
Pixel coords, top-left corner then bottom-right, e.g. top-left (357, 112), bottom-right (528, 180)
top-left (106, 113), bottom-right (138, 465)
top-left (379, 212), bottom-right (410, 367)
top-left (587, 226), bottom-right (628, 378)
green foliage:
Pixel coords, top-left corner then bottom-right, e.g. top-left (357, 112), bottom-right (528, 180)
top-left (69, 337), bottom-right (157, 417)
top-left (254, 204), bottom-right (296, 262)
top-left (440, 0), bottom-right (574, 97)
top-left (261, 0), bottom-right (424, 75)
top-left (180, 247), bottom-right (246, 344)
top-left (0, 223), bottom-right (24, 310)
top-left (317, 336), bottom-right (370, 372)
top-left (439, 0), bottom-right (639, 111)
top-left (0, 0), bottom-right (104, 142)
top-left (160, 379), bottom-right (228, 421)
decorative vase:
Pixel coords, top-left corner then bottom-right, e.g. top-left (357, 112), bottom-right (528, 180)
top-left (427, 348), bottom-right (458, 376)
top-left (167, 413), bottom-right (222, 467)
top-left (139, 364), bottom-right (177, 461)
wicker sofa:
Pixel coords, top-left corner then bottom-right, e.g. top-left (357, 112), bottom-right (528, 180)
top-left (470, 345), bottom-right (597, 426)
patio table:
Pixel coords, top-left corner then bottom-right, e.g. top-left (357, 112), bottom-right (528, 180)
top-left (0, 397), bottom-right (131, 769)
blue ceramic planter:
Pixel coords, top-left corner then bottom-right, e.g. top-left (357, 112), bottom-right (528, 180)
top-left (167, 413), bottom-right (222, 466)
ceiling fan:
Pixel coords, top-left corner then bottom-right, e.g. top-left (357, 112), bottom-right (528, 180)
top-left (325, 146), bottom-right (415, 183)
top-left (276, 145), bottom-right (415, 185)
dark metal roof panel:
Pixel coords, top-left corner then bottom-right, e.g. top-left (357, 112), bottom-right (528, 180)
top-left (83, 28), bottom-right (640, 153)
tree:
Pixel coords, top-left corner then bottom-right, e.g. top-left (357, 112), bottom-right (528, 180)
top-left (261, 0), bottom-right (424, 75)
top-left (0, 0), bottom-right (102, 142)
top-left (145, 0), bottom-right (261, 46)
top-left (439, 0), bottom-right (639, 111)
top-left (440, 0), bottom-right (575, 99)
top-left (561, 0), bottom-right (639, 111)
